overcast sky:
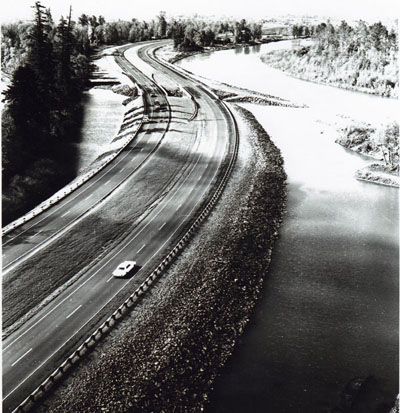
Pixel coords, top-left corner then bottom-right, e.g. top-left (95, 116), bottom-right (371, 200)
top-left (1, 0), bottom-right (399, 23)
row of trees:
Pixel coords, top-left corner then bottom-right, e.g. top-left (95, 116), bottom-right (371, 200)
top-left (262, 20), bottom-right (398, 98)
top-left (2, 2), bottom-right (92, 224)
top-left (312, 20), bottom-right (397, 57)
top-left (74, 12), bottom-right (168, 46)
top-left (310, 20), bottom-right (398, 96)
top-left (2, 13), bottom-right (265, 71)
top-left (170, 18), bottom-right (262, 51)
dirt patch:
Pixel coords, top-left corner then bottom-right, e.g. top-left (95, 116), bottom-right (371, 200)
top-left (37, 105), bottom-right (287, 412)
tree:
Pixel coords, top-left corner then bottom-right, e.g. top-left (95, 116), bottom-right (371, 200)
top-left (170, 20), bottom-right (185, 48)
top-left (235, 19), bottom-right (251, 43)
top-left (4, 64), bottom-right (42, 156)
top-left (157, 11), bottom-right (167, 38)
top-left (379, 122), bottom-right (399, 168)
top-left (78, 13), bottom-right (88, 26)
top-left (103, 22), bottom-right (119, 44)
top-left (29, 1), bottom-right (56, 113)
top-left (55, 8), bottom-right (75, 99)
top-left (250, 22), bottom-right (262, 41)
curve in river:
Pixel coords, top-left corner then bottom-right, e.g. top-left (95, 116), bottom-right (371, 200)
top-left (177, 42), bottom-right (399, 412)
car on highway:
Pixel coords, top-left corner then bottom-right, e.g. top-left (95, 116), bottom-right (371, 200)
top-left (112, 261), bottom-right (136, 278)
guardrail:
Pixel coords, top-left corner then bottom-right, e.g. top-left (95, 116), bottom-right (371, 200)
top-left (183, 87), bottom-right (199, 121)
top-left (12, 49), bottom-right (240, 413)
top-left (2, 86), bottom-right (145, 238)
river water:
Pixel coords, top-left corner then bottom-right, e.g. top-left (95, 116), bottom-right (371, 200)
top-left (177, 42), bottom-right (399, 412)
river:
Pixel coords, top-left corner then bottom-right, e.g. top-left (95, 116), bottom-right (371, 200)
top-left (177, 42), bottom-right (399, 412)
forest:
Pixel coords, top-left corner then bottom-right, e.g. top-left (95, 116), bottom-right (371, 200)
top-left (2, 2), bottom-right (93, 224)
top-left (261, 20), bottom-right (399, 98)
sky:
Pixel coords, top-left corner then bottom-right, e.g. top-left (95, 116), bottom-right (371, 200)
top-left (1, 0), bottom-right (399, 23)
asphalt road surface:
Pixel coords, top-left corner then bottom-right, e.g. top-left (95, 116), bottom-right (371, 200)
top-left (2, 40), bottom-right (235, 412)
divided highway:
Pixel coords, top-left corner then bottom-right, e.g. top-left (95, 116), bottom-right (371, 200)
top-left (2, 41), bottom-right (236, 412)
top-left (2, 53), bottom-right (170, 273)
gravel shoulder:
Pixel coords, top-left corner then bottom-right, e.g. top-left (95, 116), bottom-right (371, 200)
top-left (37, 104), bottom-right (287, 412)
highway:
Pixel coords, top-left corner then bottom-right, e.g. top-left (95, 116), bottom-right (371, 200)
top-left (2, 40), bottom-right (235, 412)
top-left (2, 52), bottom-right (170, 274)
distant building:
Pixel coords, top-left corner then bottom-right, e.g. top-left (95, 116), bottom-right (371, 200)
top-left (215, 31), bottom-right (235, 43)
top-left (261, 23), bottom-right (289, 39)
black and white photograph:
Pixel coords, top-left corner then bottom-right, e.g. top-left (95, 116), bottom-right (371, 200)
top-left (1, 0), bottom-right (399, 412)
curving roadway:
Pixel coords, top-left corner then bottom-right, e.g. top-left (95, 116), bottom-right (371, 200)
top-left (2, 40), bottom-right (236, 412)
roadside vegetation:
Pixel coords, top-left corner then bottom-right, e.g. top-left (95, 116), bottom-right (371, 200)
top-left (261, 20), bottom-right (398, 98)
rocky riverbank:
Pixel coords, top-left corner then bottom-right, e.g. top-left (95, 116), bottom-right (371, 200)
top-left (37, 105), bottom-right (287, 412)
top-left (335, 120), bottom-right (399, 188)
top-left (355, 163), bottom-right (399, 188)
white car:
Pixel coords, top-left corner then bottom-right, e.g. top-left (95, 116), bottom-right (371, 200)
top-left (112, 261), bottom-right (136, 278)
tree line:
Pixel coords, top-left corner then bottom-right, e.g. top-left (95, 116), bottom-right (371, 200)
top-left (2, 2), bottom-right (92, 224)
top-left (169, 18), bottom-right (262, 50)
top-left (309, 20), bottom-right (398, 96)
top-left (262, 20), bottom-right (398, 98)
